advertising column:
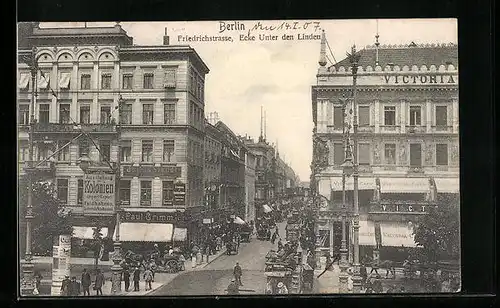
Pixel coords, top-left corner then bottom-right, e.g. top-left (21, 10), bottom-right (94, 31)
top-left (50, 234), bottom-right (71, 296)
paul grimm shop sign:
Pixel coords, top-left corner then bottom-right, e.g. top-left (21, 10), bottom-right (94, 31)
top-left (119, 211), bottom-right (187, 225)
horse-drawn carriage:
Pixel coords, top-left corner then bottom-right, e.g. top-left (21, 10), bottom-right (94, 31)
top-left (239, 224), bottom-right (252, 242)
top-left (226, 241), bottom-right (238, 255)
top-left (121, 249), bottom-right (185, 273)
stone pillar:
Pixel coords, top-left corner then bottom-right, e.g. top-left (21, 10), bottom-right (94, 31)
top-left (400, 99), bottom-right (406, 132)
top-left (374, 100), bottom-right (380, 133)
top-left (426, 99), bottom-right (432, 133)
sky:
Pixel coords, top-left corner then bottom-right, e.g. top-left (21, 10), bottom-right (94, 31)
top-left (40, 19), bottom-right (458, 182)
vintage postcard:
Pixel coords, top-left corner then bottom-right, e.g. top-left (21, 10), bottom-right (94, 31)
top-left (17, 19), bottom-right (459, 297)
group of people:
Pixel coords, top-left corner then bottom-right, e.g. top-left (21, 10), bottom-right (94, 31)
top-left (59, 268), bottom-right (104, 296)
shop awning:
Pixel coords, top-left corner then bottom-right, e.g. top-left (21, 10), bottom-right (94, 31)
top-left (358, 220), bottom-right (377, 246)
top-left (72, 226), bottom-right (109, 240)
top-left (379, 177), bottom-right (430, 194)
top-left (330, 177), bottom-right (376, 192)
top-left (380, 222), bottom-right (416, 248)
top-left (38, 74), bottom-right (50, 89)
top-left (114, 223), bottom-right (174, 242)
top-left (434, 178), bottom-right (460, 193)
top-left (19, 73), bottom-right (30, 89)
top-left (58, 73), bottom-right (71, 89)
top-left (172, 228), bottom-right (187, 241)
top-left (234, 216), bottom-right (245, 225)
top-left (263, 204), bottom-right (273, 213)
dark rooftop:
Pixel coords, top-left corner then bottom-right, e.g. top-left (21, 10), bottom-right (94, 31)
top-left (332, 43), bottom-right (458, 69)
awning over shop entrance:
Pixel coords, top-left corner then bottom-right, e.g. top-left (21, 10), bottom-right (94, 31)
top-left (358, 221), bottom-right (416, 248)
top-left (380, 222), bottom-right (416, 248)
top-left (434, 178), bottom-right (460, 193)
top-left (358, 220), bottom-right (376, 246)
top-left (72, 226), bottom-right (108, 240)
top-left (113, 223), bottom-right (174, 242)
top-left (379, 177), bottom-right (430, 194)
top-left (172, 228), bottom-right (187, 241)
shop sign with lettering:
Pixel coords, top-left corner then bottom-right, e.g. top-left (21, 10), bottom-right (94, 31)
top-left (371, 203), bottom-right (432, 213)
top-left (122, 165), bottom-right (182, 178)
top-left (120, 210), bottom-right (186, 226)
top-left (173, 182), bottom-right (186, 206)
top-left (83, 174), bottom-right (116, 215)
top-left (383, 74), bottom-right (457, 85)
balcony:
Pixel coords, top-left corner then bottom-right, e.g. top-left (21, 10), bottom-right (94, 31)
top-left (33, 123), bottom-right (117, 133)
top-left (380, 125), bottom-right (401, 133)
top-left (406, 125), bottom-right (426, 134)
top-left (358, 125), bottom-right (375, 133)
top-left (430, 125), bottom-right (454, 133)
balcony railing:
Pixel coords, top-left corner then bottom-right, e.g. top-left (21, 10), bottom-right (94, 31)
top-left (33, 123), bottom-right (116, 133)
top-left (380, 125), bottom-right (402, 133)
top-left (406, 125), bottom-right (426, 134)
top-left (431, 125), bottom-right (454, 133)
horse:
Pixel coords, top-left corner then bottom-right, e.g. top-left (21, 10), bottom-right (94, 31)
top-left (365, 256), bottom-right (396, 279)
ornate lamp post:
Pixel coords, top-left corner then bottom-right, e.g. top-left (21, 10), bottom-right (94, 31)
top-left (20, 47), bottom-right (39, 296)
top-left (347, 44), bottom-right (362, 293)
top-left (338, 97), bottom-right (352, 292)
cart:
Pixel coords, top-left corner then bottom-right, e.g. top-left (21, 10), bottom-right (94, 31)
top-left (226, 241), bottom-right (238, 255)
top-left (256, 228), bottom-right (268, 240)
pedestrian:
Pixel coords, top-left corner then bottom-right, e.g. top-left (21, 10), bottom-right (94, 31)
top-left (276, 281), bottom-right (288, 294)
top-left (143, 267), bottom-right (153, 291)
top-left (226, 278), bottom-right (239, 295)
top-left (168, 246), bottom-right (174, 256)
top-left (265, 280), bottom-right (273, 294)
top-left (133, 267), bottom-right (140, 291)
top-left (233, 262), bottom-right (243, 286)
top-left (178, 253), bottom-right (186, 271)
top-left (216, 235), bottom-right (222, 251)
top-left (277, 238), bottom-right (283, 251)
top-left (360, 263), bottom-right (368, 289)
top-left (123, 268), bottom-right (130, 292)
top-left (34, 271), bottom-right (42, 294)
top-left (94, 269), bottom-right (104, 296)
top-left (70, 276), bottom-right (81, 296)
top-left (236, 233), bottom-right (241, 249)
top-left (81, 269), bottom-right (91, 296)
top-left (386, 285), bottom-right (395, 293)
top-left (60, 275), bottom-right (71, 296)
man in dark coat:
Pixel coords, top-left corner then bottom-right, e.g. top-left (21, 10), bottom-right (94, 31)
top-left (70, 276), bottom-right (81, 296)
top-left (122, 268), bottom-right (131, 292)
top-left (94, 269), bottom-right (105, 295)
top-left (226, 278), bottom-right (240, 295)
top-left (81, 269), bottom-right (91, 296)
top-left (133, 267), bottom-right (141, 291)
top-left (60, 275), bottom-right (71, 296)
top-left (233, 262), bottom-right (243, 286)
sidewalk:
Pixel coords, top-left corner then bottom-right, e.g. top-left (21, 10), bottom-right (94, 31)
top-left (29, 247), bottom-right (229, 297)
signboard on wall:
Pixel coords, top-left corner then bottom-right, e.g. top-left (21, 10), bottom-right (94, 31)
top-left (119, 210), bottom-right (186, 226)
top-left (122, 165), bottom-right (182, 178)
top-left (173, 182), bottom-right (186, 206)
top-left (83, 174), bottom-right (116, 215)
top-left (370, 203), bottom-right (434, 213)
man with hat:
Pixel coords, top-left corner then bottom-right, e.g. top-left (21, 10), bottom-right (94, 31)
top-left (226, 278), bottom-right (239, 295)
top-left (70, 276), bottom-right (81, 296)
top-left (60, 275), bottom-right (71, 296)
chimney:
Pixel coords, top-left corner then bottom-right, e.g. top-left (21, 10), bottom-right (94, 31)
top-left (163, 28), bottom-right (170, 45)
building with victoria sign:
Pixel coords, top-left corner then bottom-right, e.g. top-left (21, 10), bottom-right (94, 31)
top-left (18, 23), bottom-right (209, 254)
top-left (311, 38), bottom-right (459, 262)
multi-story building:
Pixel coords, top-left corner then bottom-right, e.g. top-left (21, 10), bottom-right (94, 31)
top-left (239, 139), bottom-right (256, 222)
top-left (311, 38), bottom-right (459, 262)
top-left (203, 119), bottom-right (222, 211)
top-left (215, 121), bottom-right (246, 219)
top-left (18, 23), bottom-right (209, 253)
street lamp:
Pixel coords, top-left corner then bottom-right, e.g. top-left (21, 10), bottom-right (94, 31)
top-left (347, 44), bottom-right (362, 293)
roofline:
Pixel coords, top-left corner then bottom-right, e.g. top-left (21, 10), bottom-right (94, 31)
top-left (120, 45), bottom-right (209, 74)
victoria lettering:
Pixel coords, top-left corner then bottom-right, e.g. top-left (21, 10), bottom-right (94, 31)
top-left (384, 74), bottom-right (456, 84)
